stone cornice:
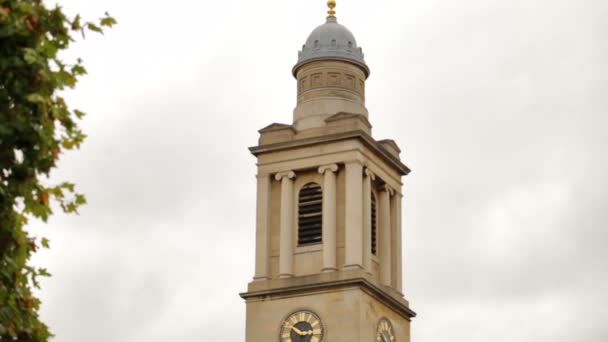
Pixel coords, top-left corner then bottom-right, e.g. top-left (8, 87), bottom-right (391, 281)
top-left (240, 277), bottom-right (416, 321)
top-left (249, 130), bottom-right (411, 176)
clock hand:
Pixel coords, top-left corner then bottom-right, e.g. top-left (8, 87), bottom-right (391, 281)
top-left (291, 326), bottom-right (305, 336)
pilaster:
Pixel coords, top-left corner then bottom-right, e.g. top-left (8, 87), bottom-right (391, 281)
top-left (253, 174), bottom-right (271, 281)
top-left (275, 171), bottom-right (296, 278)
top-left (344, 161), bottom-right (364, 270)
top-left (319, 164), bottom-right (339, 272)
top-left (363, 168), bottom-right (376, 274)
top-left (379, 185), bottom-right (393, 287)
top-left (392, 192), bottom-right (404, 294)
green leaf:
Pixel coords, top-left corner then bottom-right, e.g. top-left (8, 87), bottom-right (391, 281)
top-left (42, 42), bottom-right (59, 58)
top-left (41, 238), bottom-right (50, 249)
top-left (38, 268), bottom-right (51, 277)
top-left (75, 194), bottom-right (86, 205)
top-left (61, 182), bottom-right (76, 192)
top-left (87, 23), bottom-right (103, 33)
top-left (74, 109), bottom-right (86, 119)
top-left (22, 48), bottom-right (39, 64)
top-left (55, 70), bottom-right (77, 87)
top-left (26, 94), bottom-right (46, 104)
top-left (100, 16), bottom-right (117, 28)
top-left (71, 14), bottom-right (81, 30)
top-left (71, 64), bottom-right (87, 76)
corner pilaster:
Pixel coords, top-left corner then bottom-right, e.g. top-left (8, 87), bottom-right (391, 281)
top-left (253, 174), bottom-right (271, 281)
top-left (379, 185), bottom-right (394, 287)
top-left (363, 168), bottom-right (376, 274)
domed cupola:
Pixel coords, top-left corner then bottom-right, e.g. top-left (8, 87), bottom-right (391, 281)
top-left (293, 3), bottom-right (370, 78)
top-left (291, 1), bottom-right (371, 131)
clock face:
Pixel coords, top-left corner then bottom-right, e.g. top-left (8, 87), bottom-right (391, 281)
top-left (376, 318), bottom-right (395, 342)
top-left (279, 310), bottom-right (324, 342)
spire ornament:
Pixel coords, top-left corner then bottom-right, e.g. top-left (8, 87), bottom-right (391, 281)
top-left (327, 0), bottom-right (336, 17)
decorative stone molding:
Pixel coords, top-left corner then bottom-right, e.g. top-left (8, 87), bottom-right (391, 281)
top-left (318, 163), bottom-right (339, 174)
top-left (364, 167), bottom-right (376, 181)
top-left (249, 130), bottom-right (411, 176)
top-left (275, 171), bottom-right (296, 181)
top-left (240, 272), bottom-right (417, 320)
top-left (297, 69), bottom-right (365, 97)
top-left (379, 184), bottom-right (395, 196)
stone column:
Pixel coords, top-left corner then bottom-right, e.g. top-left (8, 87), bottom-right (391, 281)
top-left (253, 174), bottom-right (271, 280)
top-left (379, 185), bottom-right (393, 286)
top-left (275, 171), bottom-right (296, 278)
top-left (362, 168), bottom-right (375, 274)
top-left (319, 164), bottom-right (339, 272)
top-left (344, 161), bottom-right (364, 270)
top-left (392, 192), bottom-right (404, 294)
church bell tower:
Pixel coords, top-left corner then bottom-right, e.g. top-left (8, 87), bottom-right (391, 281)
top-left (241, 1), bottom-right (416, 341)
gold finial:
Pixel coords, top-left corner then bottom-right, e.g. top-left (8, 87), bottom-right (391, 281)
top-left (327, 0), bottom-right (336, 17)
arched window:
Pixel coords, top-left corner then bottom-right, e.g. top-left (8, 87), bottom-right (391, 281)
top-left (298, 183), bottom-right (323, 245)
top-left (371, 192), bottom-right (377, 255)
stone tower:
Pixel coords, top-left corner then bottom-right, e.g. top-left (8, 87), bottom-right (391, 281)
top-left (240, 2), bottom-right (415, 341)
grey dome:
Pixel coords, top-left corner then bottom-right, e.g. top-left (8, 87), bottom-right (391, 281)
top-left (293, 16), bottom-right (370, 78)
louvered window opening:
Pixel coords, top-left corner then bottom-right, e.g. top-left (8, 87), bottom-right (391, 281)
top-left (298, 183), bottom-right (323, 245)
top-left (371, 193), bottom-right (377, 255)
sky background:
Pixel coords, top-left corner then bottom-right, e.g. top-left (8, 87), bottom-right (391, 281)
top-left (28, 0), bottom-right (608, 340)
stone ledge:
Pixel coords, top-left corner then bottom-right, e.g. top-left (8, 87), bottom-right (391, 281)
top-left (250, 130), bottom-right (410, 176)
top-left (240, 270), bottom-right (416, 321)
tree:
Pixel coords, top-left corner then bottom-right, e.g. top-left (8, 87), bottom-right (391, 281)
top-left (0, 1), bottom-right (115, 339)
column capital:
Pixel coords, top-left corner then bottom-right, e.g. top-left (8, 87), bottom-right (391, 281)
top-left (318, 163), bottom-right (339, 174)
top-left (275, 171), bottom-right (296, 181)
top-left (364, 167), bottom-right (376, 180)
top-left (380, 184), bottom-right (395, 196)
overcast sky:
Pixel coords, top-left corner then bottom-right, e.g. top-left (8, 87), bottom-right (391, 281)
top-left (27, 0), bottom-right (608, 341)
